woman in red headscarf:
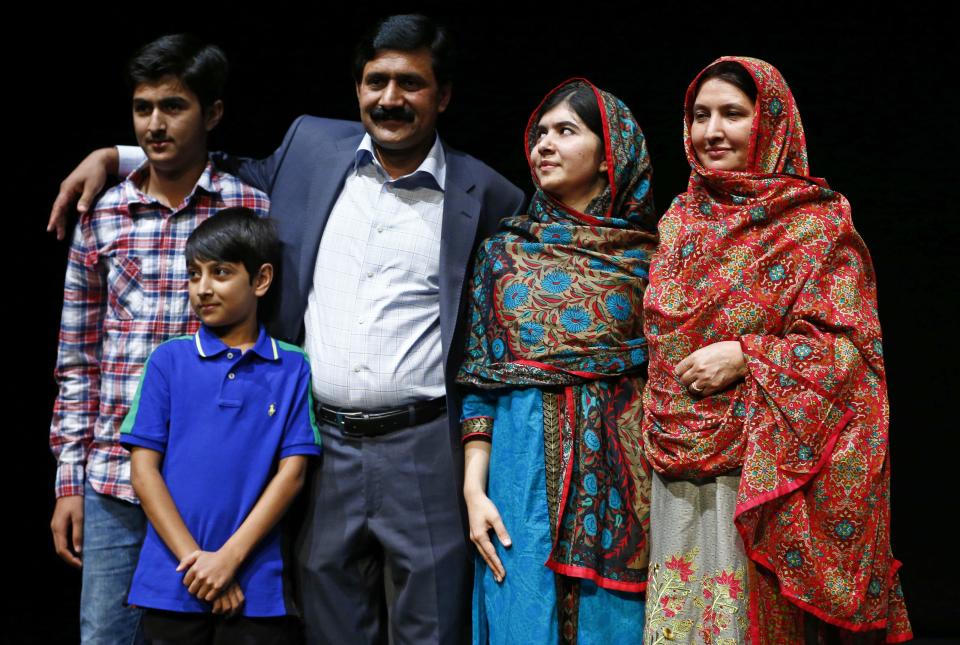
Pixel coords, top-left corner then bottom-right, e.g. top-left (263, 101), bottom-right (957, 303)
top-left (641, 57), bottom-right (912, 644)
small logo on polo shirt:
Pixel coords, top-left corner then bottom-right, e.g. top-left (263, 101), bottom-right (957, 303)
top-left (268, 403), bottom-right (277, 417)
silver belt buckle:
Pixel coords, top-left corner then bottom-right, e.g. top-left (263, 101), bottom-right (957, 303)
top-left (336, 409), bottom-right (365, 437)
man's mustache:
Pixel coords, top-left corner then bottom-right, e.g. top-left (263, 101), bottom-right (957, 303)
top-left (371, 106), bottom-right (415, 123)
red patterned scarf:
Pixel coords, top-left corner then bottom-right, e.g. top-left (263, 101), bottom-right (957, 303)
top-left (642, 57), bottom-right (911, 641)
top-left (458, 79), bottom-right (658, 591)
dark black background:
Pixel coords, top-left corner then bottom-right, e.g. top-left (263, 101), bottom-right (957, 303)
top-left (11, 6), bottom-right (955, 642)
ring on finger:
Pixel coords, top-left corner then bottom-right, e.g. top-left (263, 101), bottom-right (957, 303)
top-left (689, 382), bottom-right (704, 394)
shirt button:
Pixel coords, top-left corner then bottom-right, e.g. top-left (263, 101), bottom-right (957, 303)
top-left (354, 366), bottom-right (361, 373)
top-left (227, 352), bottom-right (234, 359)
top-left (367, 271), bottom-right (374, 278)
top-left (228, 372), bottom-right (236, 380)
top-left (358, 319), bottom-right (364, 325)
top-left (377, 225), bottom-right (384, 233)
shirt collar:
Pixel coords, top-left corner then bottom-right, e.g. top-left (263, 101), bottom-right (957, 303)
top-left (194, 324), bottom-right (280, 361)
top-left (354, 133), bottom-right (446, 190)
top-left (122, 156), bottom-right (221, 210)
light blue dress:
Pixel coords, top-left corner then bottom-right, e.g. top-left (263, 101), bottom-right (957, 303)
top-left (463, 388), bottom-right (645, 645)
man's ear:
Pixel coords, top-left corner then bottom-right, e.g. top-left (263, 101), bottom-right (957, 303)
top-left (438, 83), bottom-right (452, 114)
top-left (204, 100), bottom-right (224, 132)
top-left (253, 263), bottom-right (274, 297)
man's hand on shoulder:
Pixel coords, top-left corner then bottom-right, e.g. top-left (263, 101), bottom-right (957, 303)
top-left (47, 148), bottom-right (120, 240)
top-left (50, 495), bottom-right (84, 568)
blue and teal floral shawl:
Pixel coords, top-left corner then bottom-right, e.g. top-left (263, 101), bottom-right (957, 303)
top-left (457, 79), bottom-right (658, 591)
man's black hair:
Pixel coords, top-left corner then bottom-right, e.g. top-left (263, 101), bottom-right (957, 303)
top-left (185, 208), bottom-right (280, 321)
top-left (352, 14), bottom-right (455, 86)
top-left (127, 34), bottom-right (228, 109)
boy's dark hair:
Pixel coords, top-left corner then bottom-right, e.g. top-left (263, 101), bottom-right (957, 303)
top-left (127, 34), bottom-right (228, 109)
top-left (186, 208), bottom-right (280, 320)
top-left (352, 14), bottom-right (455, 86)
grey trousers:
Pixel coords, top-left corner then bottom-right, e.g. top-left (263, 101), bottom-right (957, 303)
top-left (295, 415), bottom-right (470, 645)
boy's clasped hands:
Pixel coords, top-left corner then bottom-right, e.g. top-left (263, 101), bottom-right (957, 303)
top-left (177, 548), bottom-right (245, 616)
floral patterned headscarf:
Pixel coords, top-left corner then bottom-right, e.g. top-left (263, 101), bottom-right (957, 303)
top-left (642, 57), bottom-right (912, 641)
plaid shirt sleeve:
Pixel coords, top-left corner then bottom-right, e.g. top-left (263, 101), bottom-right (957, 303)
top-left (49, 215), bottom-right (106, 498)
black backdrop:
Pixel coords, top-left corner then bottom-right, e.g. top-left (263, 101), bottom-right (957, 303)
top-left (11, 6), bottom-right (955, 642)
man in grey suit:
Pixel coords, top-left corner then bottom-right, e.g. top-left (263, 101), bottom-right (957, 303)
top-left (49, 15), bottom-right (524, 645)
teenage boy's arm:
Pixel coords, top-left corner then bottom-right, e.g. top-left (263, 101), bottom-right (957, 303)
top-left (49, 216), bottom-right (108, 568)
top-left (179, 455), bottom-right (308, 602)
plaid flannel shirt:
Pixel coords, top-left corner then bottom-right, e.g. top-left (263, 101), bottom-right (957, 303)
top-left (50, 160), bottom-right (270, 502)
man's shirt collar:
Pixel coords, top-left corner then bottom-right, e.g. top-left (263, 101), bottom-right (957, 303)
top-left (194, 324), bottom-right (279, 361)
top-left (122, 156), bottom-right (221, 212)
top-left (354, 133), bottom-right (446, 191)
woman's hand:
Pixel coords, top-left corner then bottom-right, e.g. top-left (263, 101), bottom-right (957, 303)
top-left (675, 340), bottom-right (747, 397)
top-left (464, 489), bottom-right (511, 583)
top-left (463, 438), bottom-right (511, 582)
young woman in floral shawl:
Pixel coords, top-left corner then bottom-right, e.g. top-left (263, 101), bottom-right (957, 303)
top-left (457, 79), bottom-right (658, 644)
top-left (641, 56), bottom-right (912, 644)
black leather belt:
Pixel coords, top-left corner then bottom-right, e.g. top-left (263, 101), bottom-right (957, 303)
top-left (317, 397), bottom-right (447, 437)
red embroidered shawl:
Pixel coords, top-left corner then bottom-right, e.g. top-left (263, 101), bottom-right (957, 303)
top-left (641, 57), bottom-right (912, 642)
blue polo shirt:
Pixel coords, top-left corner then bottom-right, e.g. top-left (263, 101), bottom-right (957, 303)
top-left (120, 324), bottom-right (321, 616)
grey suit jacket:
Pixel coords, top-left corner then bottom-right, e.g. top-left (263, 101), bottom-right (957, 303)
top-left (214, 115), bottom-right (526, 447)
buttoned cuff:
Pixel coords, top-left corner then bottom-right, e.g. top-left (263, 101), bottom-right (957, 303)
top-left (55, 463), bottom-right (86, 498)
top-left (461, 416), bottom-right (493, 444)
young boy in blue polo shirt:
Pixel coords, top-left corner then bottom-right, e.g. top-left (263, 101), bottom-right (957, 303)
top-left (120, 207), bottom-right (320, 643)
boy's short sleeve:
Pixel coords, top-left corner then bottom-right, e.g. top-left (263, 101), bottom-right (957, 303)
top-left (120, 346), bottom-right (171, 453)
top-left (279, 355), bottom-right (322, 460)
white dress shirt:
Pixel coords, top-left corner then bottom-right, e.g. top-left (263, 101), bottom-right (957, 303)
top-left (303, 134), bottom-right (447, 409)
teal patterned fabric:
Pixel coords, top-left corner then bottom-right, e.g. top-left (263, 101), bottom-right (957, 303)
top-left (457, 79), bottom-right (657, 592)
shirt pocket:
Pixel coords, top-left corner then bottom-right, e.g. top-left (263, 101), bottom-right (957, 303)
top-left (106, 255), bottom-right (144, 321)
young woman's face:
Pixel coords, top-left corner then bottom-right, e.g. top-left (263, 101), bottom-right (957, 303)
top-left (530, 101), bottom-right (608, 212)
top-left (690, 78), bottom-right (756, 172)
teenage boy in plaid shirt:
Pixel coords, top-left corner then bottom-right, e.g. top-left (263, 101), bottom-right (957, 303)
top-left (49, 34), bottom-right (268, 644)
